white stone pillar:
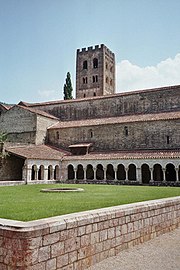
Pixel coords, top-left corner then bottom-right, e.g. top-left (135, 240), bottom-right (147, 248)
top-left (162, 168), bottom-right (166, 183)
top-left (125, 167), bottom-right (128, 181)
top-left (104, 167), bottom-right (107, 181)
top-left (74, 168), bottom-right (77, 181)
top-left (175, 168), bottom-right (179, 182)
top-left (27, 166), bottom-right (32, 183)
top-left (137, 168), bottom-right (142, 183)
top-left (149, 168), bottom-right (154, 183)
top-left (93, 167), bottom-right (96, 181)
top-left (114, 167), bottom-right (117, 181)
top-left (83, 167), bottom-right (86, 182)
top-left (44, 167), bottom-right (48, 181)
top-left (35, 167), bottom-right (38, 180)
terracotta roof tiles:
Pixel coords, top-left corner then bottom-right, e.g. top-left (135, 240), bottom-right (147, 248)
top-left (6, 145), bottom-right (71, 160)
top-left (63, 149), bottom-right (180, 161)
top-left (48, 111), bottom-right (180, 129)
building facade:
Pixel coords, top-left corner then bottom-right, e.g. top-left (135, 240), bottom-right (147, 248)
top-left (0, 45), bottom-right (179, 186)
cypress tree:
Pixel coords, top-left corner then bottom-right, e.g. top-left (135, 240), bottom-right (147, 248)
top-left (63, 72), bottom-right (73, 100)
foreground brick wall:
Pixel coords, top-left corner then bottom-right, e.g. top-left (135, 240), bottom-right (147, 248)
top-left (0, 197), bottom-right (180, 270)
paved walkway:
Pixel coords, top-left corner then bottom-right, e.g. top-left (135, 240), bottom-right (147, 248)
top-left (88, 228), bottom-right (180, 270)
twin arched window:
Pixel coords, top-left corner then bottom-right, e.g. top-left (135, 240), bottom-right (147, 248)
top-left (83, 58), bottom-right (98, 70)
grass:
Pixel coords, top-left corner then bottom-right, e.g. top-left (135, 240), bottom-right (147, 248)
top-left (0, 184), bottom-right (180, 221)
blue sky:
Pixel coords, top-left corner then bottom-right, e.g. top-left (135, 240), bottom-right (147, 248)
top-left (0, 0), bottom-right (180, 103)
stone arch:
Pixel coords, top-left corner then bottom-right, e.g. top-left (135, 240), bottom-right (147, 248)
top-left (96, 164), bottom-right (104, 180)
top-left (31, 165), bottom-right (37, 180)
top-left (141, 164), bottom-right (151, 184)
top-left (54, 165), bottom-right (60, 180)
top-left (165, 163), bottom-right (176, 181)
top-left (86, 164), bottom-right (94, 180)
top-left (68, 164), bottom-right (74, 180)
top-left (77, 164), bottom-right (84, 180)
top-left (48, 165), bottom-right (53, 180)
top-left (128, 164), bottom-right (136, 180)
top-left (117, 164), bottom-right (126, 180)
top-left (38, 165), bottom-right (44, 180)
top-left (106, 164), bottom-right (115, 180)
top-left (153, 164), bottom-right (163, 181)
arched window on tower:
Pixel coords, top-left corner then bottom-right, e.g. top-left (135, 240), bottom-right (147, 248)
top-left (83, 60), bottom-right (87, 69)
top-left (93, 58), bottom-right (98, 68)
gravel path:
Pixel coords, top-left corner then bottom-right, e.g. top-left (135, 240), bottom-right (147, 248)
top-left (87, 228), bottom-right (180, 270)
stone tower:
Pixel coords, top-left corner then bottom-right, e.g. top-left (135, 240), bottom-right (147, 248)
top-left (76, 44), bottom-right (115, 99)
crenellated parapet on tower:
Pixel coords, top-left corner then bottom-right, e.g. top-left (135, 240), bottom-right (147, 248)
top-left (76, 44), bottom-right (115, 99)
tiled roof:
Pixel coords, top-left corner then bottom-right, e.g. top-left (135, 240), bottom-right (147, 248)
top-left (69, 143), bottom-right (93, 148)
top-left (0, 104), bottom-right (12, 111)
top-left (6, 145), bottom-right (71, 160)
top-left (48, 111), bottom-right (180, 129)
top-left (16, 105), bottom-right (59, 120)
top-left (18, 84), bottom-right (180, 107)
top-left (63, 149), bottom-right (180, 161)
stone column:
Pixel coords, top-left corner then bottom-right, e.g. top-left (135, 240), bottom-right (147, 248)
top-left (26, 166), bottom-right (32, 183)
top-left (74, 168), bottom-right (77, 182)
top-left (149, 167), bottom-right (154, 183)
top-left (44, 167), bottom-right (48, 181)
top-left (175, 167), bottom-right (179, 182)
top-left (104, 167), bottom-right (107, 182)
top-left (114, 167), bottom-right (117, 181)
top-left (125, 167), bottom-right (128, 181)
top-left (162, 168), bottom-right (166, 183)
top-left (83, 167), bottom-right (86, 181)
top-left (35, 167), bottom-right (38, 180)
top-left (137, 167), bottom-right (142, 183)
top-left (93, 167), bottom-right (96, 181)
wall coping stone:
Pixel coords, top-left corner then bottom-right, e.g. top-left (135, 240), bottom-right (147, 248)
top-left (0, 196), bottom-right (179, 233)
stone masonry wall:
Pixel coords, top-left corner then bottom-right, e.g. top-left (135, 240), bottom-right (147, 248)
top-left (47, 118), bottom-right (179, 151)
top-left (36, 115), bottom-right (58, 145)
top-left (29, 86), bottom-right (180, 121)
top-left (0, 155), bottom-right (24, 180)
top-left (0, 106), bottom-right (36, 144)
top-left (0, 197), bottom-right (180, 270)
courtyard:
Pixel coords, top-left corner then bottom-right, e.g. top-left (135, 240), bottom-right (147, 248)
top-left (0, 184), bottom-right (180, 221)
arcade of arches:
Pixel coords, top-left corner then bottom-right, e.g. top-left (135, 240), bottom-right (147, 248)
top-left (30, 164), bottom-right (60, 181)
top-left (67, 162), bottom-right (180, 184)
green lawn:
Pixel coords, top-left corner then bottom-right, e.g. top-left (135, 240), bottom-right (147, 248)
top-left (0, 184), bottom-right (180, 221)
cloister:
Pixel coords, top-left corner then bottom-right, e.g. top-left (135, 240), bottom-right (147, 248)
top-left (65, 159), bottom-right (180, 185)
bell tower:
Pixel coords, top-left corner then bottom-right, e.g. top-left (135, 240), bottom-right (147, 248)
top-left (76, 44), bottom-right (115, 99)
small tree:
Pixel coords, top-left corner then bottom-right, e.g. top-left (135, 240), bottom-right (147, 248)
top-left (63, 72), bottom-right (73, 100)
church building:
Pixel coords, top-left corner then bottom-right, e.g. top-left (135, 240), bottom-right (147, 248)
top-left (0, 44), bottom-right (179, 186)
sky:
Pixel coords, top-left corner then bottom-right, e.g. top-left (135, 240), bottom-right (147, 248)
top-left (0, 0), bottom-right (180, 104)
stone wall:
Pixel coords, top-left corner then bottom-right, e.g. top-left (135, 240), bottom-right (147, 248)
top-left (0, 106), bottom-right (37, 144)
top-left (0, 155), bottom-right (24, 180)
top-left (47, 118), bottom-right (179, 151)
top-left (28, 85), bottom-right (180, 121)
top-left (36, 115), bottom-right (58, 145)
top-left (0, 197), bottom-right (179, 269)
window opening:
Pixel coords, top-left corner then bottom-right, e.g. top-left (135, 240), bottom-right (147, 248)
top-left (124, 126), bottom-right (128, 136)
top-left (94, 92), bottom-right (96, 96)
top-left (93, 58), bottom-right (98, 68)
top-left (83, 60), bottom-right (87, 69)
top-left (56, 131), bottom-right (59, 140)
top-left (167, 136), bottom-right (170, 144)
